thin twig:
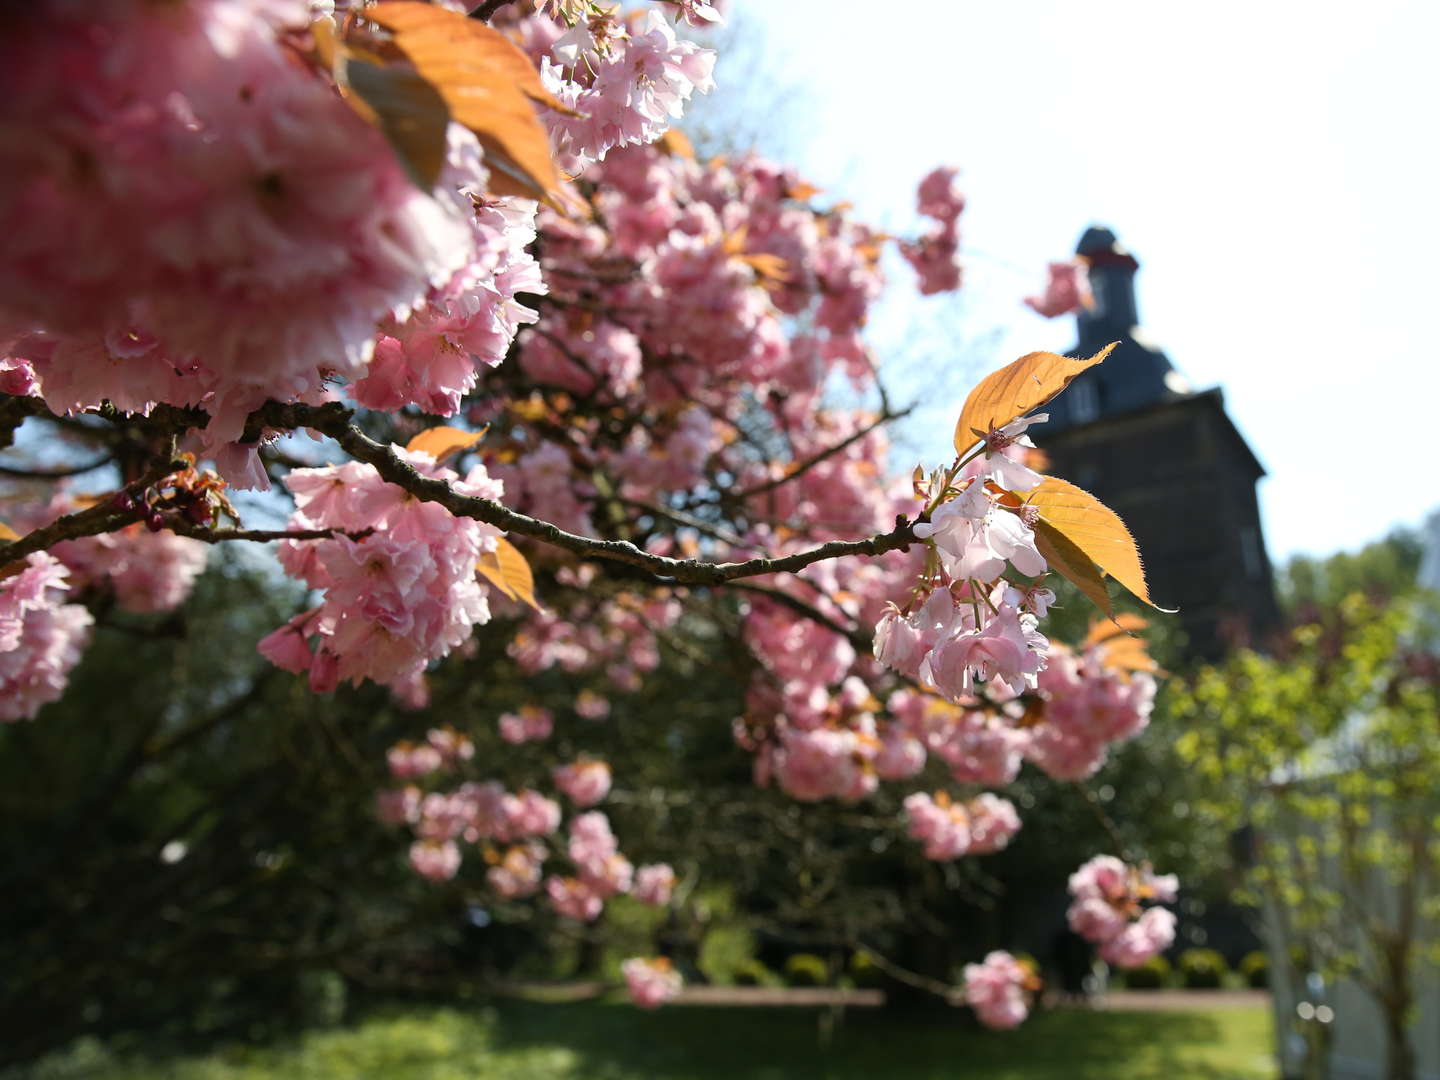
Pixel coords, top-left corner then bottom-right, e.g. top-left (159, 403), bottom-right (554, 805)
top-left (727, 581), bottom-right (868, 651)
top-left (473, 0), bottom-right (517, 20)
top-left (0, 456), bottom-right (113, 480)
top-left (4, 397), bottom-right (920, 587)
top-left (0, 458), bottom-right (184, 565)
top-left (849, 939), bottom-right (962, 1004)
top-left (728, 404), bottom-right (914, 503)
top-left (165, 521), bottom-right (375, 545)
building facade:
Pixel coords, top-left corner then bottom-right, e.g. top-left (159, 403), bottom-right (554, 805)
top-left (1033, 227), bottom-right (1280, 657)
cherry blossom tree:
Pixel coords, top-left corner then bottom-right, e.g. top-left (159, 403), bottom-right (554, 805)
top-left (0, 0), bottom-right (1174, 1030)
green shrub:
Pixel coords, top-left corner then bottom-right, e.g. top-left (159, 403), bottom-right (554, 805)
top-left (784, 953), bottom-right (829, 987)
top-left (1177, 948), bottom-right (1228, 989)
top-left (848, 951), bottom-right (884, 988)
top-left (295, 970), bottom-right (347, 1028)
top-left (1121, 954), bottom-right (1171, 989)
top-left (733, 959), bottom-right (780, 987)
top-left (697, 925), bottom-right (758, 986)
top-left (1240, 950), bottom-right (1269, 989)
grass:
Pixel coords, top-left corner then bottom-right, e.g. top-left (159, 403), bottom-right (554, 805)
top-left (21, 1000), bottom-right (1275, 1080)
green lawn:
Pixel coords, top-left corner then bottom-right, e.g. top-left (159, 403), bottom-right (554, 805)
top-left (22, 1000), bottom-right (1275, 1080)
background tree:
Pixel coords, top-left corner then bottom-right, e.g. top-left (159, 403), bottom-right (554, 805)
top-left (1169, 546), bottom-right (1440, 1080)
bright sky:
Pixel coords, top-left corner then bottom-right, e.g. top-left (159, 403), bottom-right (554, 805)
top-left (737, 0), bottom-right (1440, 562)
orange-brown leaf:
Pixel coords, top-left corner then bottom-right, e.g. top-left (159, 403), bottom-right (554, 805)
top-left (953, 343), bottom-right (1117, 454)
top-left (0, 520), bottom-right (21, 580)
top-left (363, 2), bottom-right (566, 203)
top-left (1083, 612), bottom-right (1149, 650)
top-left (337, 49), bottom-right (451, 189)
top-left (736, 252), bottom-right (790, 284)
top-left (1094, 634), bottom-right (1161, 676)
top-left (477, 536), bottom-right (540, 611)
top-left (654, 128), bottom-right (695, 160)
top-left (1029, 476), bottom-right (1168, 610)
top-left (1033, 520), bottom-right (1112, 619)
top-left (405, 425), bottom-right (487, 464)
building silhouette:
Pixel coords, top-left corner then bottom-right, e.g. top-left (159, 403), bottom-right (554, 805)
top-left (1033, 226), bottom-right (1280, 657)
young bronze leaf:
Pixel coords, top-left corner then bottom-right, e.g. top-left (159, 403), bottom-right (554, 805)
top-left (338, 51), bottom-right (451, 189)
top-left (654, 128), bottom-right (696, 160)
top-left (736, 252), bottom-right (790, 284)
top-left (477, 537), bottom-right (540, 612)
top-left (1033, 519), bottom-right (1112, 619)
top-left (0, 520), bottom-right (22, 579)
top-left (1029, 476), bottom-right (1170, 610)
top-left (952, 342), bottom-right (1117, 454)
top-left (405, 425), bottom-right (487, 464)
top-left (363, 2), bottom-right (566, 203)
top-left (1094, 634), bottom-right (1162, 676)
top-left (1082, 612), bottom-right (1149, 650)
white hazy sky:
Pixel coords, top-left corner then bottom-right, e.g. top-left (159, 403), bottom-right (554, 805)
top-left (734, 0), bottom-right (1440, 563)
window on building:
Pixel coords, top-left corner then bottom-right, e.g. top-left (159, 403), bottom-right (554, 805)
top-left (1069, 380), bottom-right (1099, 425)
top-left (1240, 526), bottom-right (1263, 579)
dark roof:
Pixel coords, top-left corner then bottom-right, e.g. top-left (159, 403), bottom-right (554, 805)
top-left (1039, 385), bottom-right (1268, 480)
top-left (1032, 224), bottom-right (1187, 438)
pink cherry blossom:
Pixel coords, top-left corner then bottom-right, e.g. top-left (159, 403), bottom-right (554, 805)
top-left (966, 793), bottom-right (1023, 854)
top-left (1024, 260), bottom-right (1091, 319)
top-left (553, 760), bottom-right (613, 807)
top-left (963, 951), bottom-right (1031, 1030)
top-left (903, 792), bottom-right (971, 861)
top-left (633, 863), bottom-right (677, 907)
top-left (1099, 907), bottom-right (1177, 969)
top-left (268, 450), bottom-right (503, 693)
top-left (0, 554), bottom-right (94, 722)
top-left (622, 956), bottom-right (683, 1009)
top-left (873, 728), bottom-right (926, 780)
top-left (488, 842), bottom-right (547, 900)
top-left (500, 705), bottom-right (555, 745)
top-left (540, 12), bottom-right (716, 176)
top-left (546, 875), bottom-right (604, 922)
top-left (376, 786), bottom-right (421, 827)
top-left (1, 0), bottom-right (473, 462)
top-left (387, 741), bottom-right (444, 780)
top-left (1065, 855), bottom-right (1179, 967)
top-left (409, 839), bottom-right (461, 882)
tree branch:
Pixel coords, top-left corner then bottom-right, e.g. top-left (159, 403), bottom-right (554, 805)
top-left (727, 404), bottom-right (914, 503)
top-left (281, 403), bottom-right (918, 585)
top-left (4, 397), bottom-right (920, 588)
top-left (0, 456), bottom-right (114, 480)
top-left (473, 0), bottom-right (517, 20)
top-left (0, 457), bottom-right (185, 566)
top-left (164, 521), bottom-right (375, 545)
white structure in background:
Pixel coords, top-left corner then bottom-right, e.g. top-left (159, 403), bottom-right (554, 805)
top-left (1420, 509), bottom-right (1440, 594)
top-left (1267, 834), bottom-right (1440, 1080)
top-left (1270, 507), bottom-right (1440, 1080)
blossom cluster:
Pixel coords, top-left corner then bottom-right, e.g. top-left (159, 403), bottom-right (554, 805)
top-left (622, 956), bottom-right (684, 1009)
top-left (0, 554), bottom-right (93, 723)
top-left (1026, 641), bottom-right (1157, 781)
top-left (47, 520), bottom-right (210, 615)
top-left (903, 791), bottom-right (1022, 860)
top-left (1066, 855), bottom-right (1178, 969)
top-left (259, 448), bottom-right (505, 696)
top-left (1024, 260), bottom-right (1091, 319)
top-left (0, 497), bottom-right (209, 721)
top-left (962, 950), bottom-right (1035, 1030)
top-left (900, 167), bottom-right (965, 294)
top-left (532, 11), bottom-right (717, 175)
top-left (378, 732), bottom-right (674, 920)
top-left (0, 0), bottom-right (716, 487)
top-left (0, 0), bottom-right (478, 467)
